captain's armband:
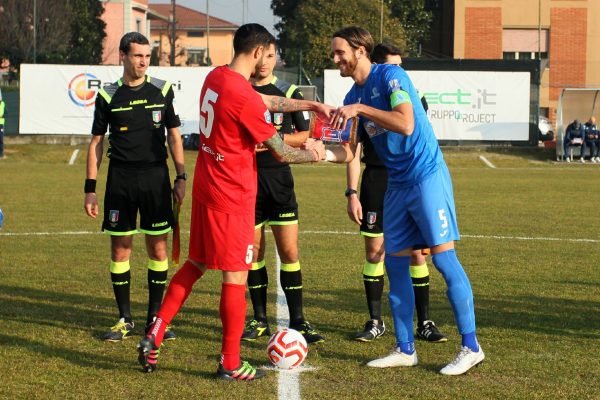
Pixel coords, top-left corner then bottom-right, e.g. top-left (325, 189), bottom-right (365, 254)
top-left (390, 90), bottom-right (412, 108)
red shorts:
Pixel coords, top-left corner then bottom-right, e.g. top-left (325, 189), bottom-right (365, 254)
top-left (188, 199), bottom-right (254, 271)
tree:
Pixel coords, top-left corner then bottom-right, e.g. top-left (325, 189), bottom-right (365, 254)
top-left (66, 0), bottom-right (106, 65)
top-left (388, 0), bottom-right (433, 56)
top-left (272, 0), bottom-right (406, 76)
top-left (0, 0), bottom-right (106, 72)
top-left (0, 0), bottom-right (71, 67)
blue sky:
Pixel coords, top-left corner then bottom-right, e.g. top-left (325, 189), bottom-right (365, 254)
top-left (148, 0), bottom-right (280, 34)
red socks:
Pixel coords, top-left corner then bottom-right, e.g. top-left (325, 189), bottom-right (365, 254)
top-left (151, 260), bottom-right (204, 347)
top-left (220, 282), bottom-right (247, 370)
top-left (147, 262), bottom-right (246, 370)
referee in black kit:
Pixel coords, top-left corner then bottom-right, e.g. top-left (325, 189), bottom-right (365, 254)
top-left (84, 32), bottom-right (186, 342)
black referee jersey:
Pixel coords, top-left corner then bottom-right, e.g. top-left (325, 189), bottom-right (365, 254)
top-left (91, 75), bottom-right (181, 165)
top-left (253, 76), bottom-right (311, 168)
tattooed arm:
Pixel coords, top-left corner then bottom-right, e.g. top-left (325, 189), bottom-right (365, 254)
top-left (263, 133), bottom-right (325, 164)
top-left (260, 93), bottom-right (335, 120)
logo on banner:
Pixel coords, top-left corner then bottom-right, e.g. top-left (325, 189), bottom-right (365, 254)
top-left (68, 73), bottom-right (101, 107)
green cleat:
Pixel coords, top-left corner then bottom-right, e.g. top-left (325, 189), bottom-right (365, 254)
top-left (216, 360), bottom-right (266, 381)
top-left (241, 319), bottom-right (271, 341)
top-left (290, 321), bottom-right (325, 344)
top-left (100, 318), bottom-right (134, 342)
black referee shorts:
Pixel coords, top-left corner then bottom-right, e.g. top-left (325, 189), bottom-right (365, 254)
top-left (102, 162), bottom-right (174, 235)
top-left (255, 166), bottom-right (298, 227)
top-left (359, 165), bottom-right (387, 236)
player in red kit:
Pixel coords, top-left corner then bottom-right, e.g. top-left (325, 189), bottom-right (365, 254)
top-left (138, 23), bottom-right (330, 381)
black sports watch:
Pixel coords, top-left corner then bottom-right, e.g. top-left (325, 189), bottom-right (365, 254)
top-left (344, 188), bottom-right (358, 197)
top-left (175, 172), bottom-right (187, 181)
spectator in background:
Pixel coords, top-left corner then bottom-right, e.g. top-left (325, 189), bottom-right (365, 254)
top-left (584, 117), bottom-right (599, 163)
top-left (564, 119), bottom-right (585, 163)
top-left (0, 89), bottom-right (5, 159)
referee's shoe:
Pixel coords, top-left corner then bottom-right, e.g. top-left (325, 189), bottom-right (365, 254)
top-left (354, 319), bottom-right (386, 342)
top-left (290, 321), bottom-right (325, 344)
top-left (415, 320), bottom-right (447, 343)
top-left (101, 318), bottom-right (134, 342)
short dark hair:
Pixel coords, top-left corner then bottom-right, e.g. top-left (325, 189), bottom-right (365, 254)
top-left (332, 26), bottom-right (374, 56)
top-left (233, 23), bottom-right (276, 55)
top-left (119, 32), bottom-right (150, 54)
top-left (371, 43), bottom-right (403, 64)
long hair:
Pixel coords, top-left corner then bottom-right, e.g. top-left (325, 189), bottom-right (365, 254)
top-left (332, 26), bottom-right (374, 56)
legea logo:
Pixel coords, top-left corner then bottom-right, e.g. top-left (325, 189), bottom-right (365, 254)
top-left (68, 73), bottom-right (101, 107)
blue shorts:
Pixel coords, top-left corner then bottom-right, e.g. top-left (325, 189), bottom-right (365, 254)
top-left (383, 164), bottom-right (460, 254)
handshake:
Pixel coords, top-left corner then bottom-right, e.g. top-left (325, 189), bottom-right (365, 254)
top-left (301, 138), bottom-right (327, 161)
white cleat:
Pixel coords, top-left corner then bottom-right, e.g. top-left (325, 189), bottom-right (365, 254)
top-left (366, 347), bottom-right (418, 368)
top-left (440, 346), bottom-right (485, 375)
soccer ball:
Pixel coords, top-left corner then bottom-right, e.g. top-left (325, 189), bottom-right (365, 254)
top-left (267, 328), bottom-right (308, 369)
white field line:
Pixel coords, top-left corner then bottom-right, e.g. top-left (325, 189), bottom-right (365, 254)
top-left (1, 229), bottom-right (599, 244)
top-left (68, 149), bottom-right (80, 165)
top-left (299, 231), bottom-right (600, 243)
top-left (275, 247), bottom-right (302, 400)
top-left (478, 155), bottom-right (496, 169)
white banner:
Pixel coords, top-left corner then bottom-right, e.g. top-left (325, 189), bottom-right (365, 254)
top-left (324, 69), bottom-right (531, 141)
top-left (20, 64), bottom-right (213, 135)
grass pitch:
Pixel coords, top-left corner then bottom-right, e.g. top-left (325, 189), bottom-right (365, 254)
top-left (0, 144), bottom-right (599, 400)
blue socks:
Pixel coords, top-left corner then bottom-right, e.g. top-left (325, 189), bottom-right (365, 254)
top-left (385, 254), bottom-right (415, 353)
top-left (432, 249), bottom-right (479, 351)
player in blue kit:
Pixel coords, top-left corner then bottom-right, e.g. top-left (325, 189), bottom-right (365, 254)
top-left (326, 26), bottom-right (484, 375)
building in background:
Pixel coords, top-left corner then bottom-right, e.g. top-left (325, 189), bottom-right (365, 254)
top-left (148, 4), bottom-right (237, 67)
top-left (451, 0), bottom-right (600, 127)
top-left (100, 1), bottom-right (237, 67)
top-left (100, 0), bottom-right (168, 65)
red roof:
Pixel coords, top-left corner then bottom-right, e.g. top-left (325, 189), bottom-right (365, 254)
top-left (149, 4), bottom-right (238, 30)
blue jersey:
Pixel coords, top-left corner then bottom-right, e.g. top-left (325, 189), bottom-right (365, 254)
top-left (344, 64), bottom-right (444, 189)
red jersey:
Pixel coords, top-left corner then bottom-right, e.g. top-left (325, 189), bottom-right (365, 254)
top-left (193, 66), bottom-right (276, 213)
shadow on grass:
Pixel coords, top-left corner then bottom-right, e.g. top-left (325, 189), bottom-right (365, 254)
top-left (0, 283), bottom-right (222, 340)
top-left (300, 287), bottom-right (600, 339)
top-left (0, 332), bottom-right (131, 371)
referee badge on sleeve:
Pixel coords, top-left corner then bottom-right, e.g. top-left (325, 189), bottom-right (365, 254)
top-left (274, 113), bottom-right (283, 125)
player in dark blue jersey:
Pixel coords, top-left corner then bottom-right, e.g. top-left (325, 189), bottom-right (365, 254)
top-left (346, 42), bottom-right (446, 344)
top-left (327, 27), bottom-right (483, 375)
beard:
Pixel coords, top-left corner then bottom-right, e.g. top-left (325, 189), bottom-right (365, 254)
top-left (339, 55), bottom-right (358, 77)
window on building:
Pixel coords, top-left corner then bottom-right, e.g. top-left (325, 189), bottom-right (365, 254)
top-left (520, 52), bottom-right (532, 60)
top-left (187, 48), bottom-right (207, 66)
top-left (187, 31), bottom-right (205, 38)
top-left (503, 51), bottom-right (547, 61)
top-left (136, 19), bottom-right (142, 33)
top-left (503, 29), bottom-right (549, 61)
